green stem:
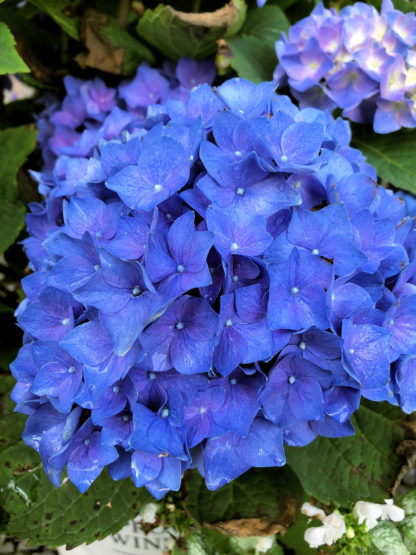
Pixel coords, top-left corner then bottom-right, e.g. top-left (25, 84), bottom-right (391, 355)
top-left (192, 0), bottom-right (201, 13)
top-left (117, 0), bottom-right (131, 28)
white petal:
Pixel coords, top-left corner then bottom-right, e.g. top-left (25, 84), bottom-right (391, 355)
top-left (323, 512), bottom-right (346, 544)
top-left (304, 526), bottom-right (327, 548)
top-left (301, 502), bottom-right (326, 520)
top-left (353, 501), bottom-right (383, 529)
top-left (381, 504), bottom-right (405, 523)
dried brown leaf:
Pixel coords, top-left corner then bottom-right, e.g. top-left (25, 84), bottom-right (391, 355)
top-left (204, 517), bottom-right (286, 538)
top-left (167, 2), bottom-right (240, 28)
top-left (203, 494), bottom-right (297, 538)
top-left (75, 9), bottom-right (124, 74)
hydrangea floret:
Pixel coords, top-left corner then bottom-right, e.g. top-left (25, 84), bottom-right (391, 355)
top-left (11, 57), bottom-right (416, 499)
top-left (274, 0), bottom-right (416, 133)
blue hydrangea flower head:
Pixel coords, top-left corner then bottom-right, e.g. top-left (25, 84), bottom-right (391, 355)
top-left (275, 1), bottom-right (416, 132)
top-left (12, 60), bottom-right (416, 498)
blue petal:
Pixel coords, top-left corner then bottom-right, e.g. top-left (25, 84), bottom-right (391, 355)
top-left (235, 418), bottom-right (286, 467)
top-left (203, 433), bottom-right (250, 490)
top-left (397, 356), bottom-right (416, 414)
top-left (60, 321), bottom-right (112, 366)
top-left (131, 450), bottom-right (162, 487)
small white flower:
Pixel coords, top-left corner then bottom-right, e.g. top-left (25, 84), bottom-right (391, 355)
top-left (304, 512), bottom-right (346, 548)
top-left (140, 502), bottom-right (159, 524)
top-left (323, 512), bottom-right (346, 545)
top-left (353, 499), bottom-right (405, 530)
top-left (166, 503), bottom-right (176, 512)
top-left (304, 524), bottom-right (328, 548)
top-left (301, 502), bottom-right (326, 521)
top-left (255, 536), bottom-right (274, 553)
top-left (354, 501), bottom-right (383, 529)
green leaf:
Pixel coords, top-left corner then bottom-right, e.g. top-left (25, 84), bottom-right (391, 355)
top-left (399, 491), bottom-right (416, 553)
top-left (0, 125), bottom-right (37, 254)
top-left (0, 200), bottom-right (27, 256)
top-left (228, 5), bottom-right (289, 82)
top-left (231, 535), bottom-right (282, 554)
top-left (393, 0), bottom-right (416, 12)
top-left (184, 529), bottom-right (282, 555)
top-left (5, 470), bottom-right (152, 548)
top-left (370, 522), bottom-right (410, 555)
top-left (100, 18), bottom-right (155, 74)
top-left (265, 0), bottom-right (299, 10)
top-left (228, 34), bottom-right (276, 83)
top-left (369, 0), bottom-right (416, 13)
top-left (401, 490), bottom-right (416, 516)
top-left (0, 127), bottom-right (37, 196)
top-left (187, 466), bottom-right (304, 525)
top-left (137, 0), bottom-right (247, 61)
top-left (352, 127), bottom-right (416, 194)
top-left (279, 514), bottom-right (316, 555)
top-left (239, 4), bottom-right (289, 43)
top-left (0, 22), bottom-right (29, 74)
top-left (0, 375), bottom-right (152, 548)
top-left (185, 529), bottom-right (235, 555)
top-left (401, 515), bottom-right (416, 551)
top-left (27, 0), bottom-right (79, 40)
top-left (0, 7), bottom-right (58, 54)
top-left (286, 401), bottom-right (405, 506)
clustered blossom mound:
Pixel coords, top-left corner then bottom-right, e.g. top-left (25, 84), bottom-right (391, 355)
top-left (34, 57), bottom-right (216, 197)
top-left (274, 0), bottom-right (416, 133)
top-left (11, 58), bottom-right (416, 499)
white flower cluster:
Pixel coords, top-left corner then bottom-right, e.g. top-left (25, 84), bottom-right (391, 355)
top-left (302, 503), bottom-right (346, 548)
top-left (302, 498), bottom-right (406, 549)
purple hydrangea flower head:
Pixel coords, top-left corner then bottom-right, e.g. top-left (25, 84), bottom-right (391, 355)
top-left (275, 1), bottom-right (416, 132)
top-left (12, 64), bottom-right (416, 497)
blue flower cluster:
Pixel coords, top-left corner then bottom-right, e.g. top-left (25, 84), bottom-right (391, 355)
top-left (11, 61), bottom-right (416, 499)
top-left (274, 0), bottom-right (416, 133)
top-left (34, 57), bottom-right (216, 198)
